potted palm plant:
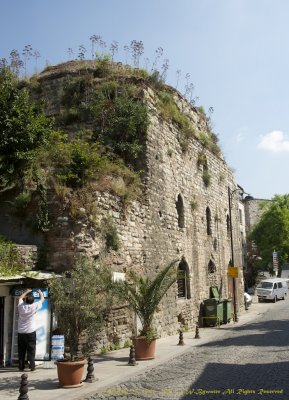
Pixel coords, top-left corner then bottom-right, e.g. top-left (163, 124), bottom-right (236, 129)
top-left (48, 256), bottom-right (113, 388)
top-left (115, 260), bottom-right (178, 360)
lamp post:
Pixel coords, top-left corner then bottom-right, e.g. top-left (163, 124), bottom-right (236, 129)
top-left (228, 186), bottom-right (248, 322)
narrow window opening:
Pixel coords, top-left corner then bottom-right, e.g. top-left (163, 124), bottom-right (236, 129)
top-left (206, 207), bottom-right (212, 235)
top-left (208, 260), bottom-right (216, 274)
top-left (176, 194), bottom-right (185, 228)
top-left (177, 258), bottom-right (191, 299)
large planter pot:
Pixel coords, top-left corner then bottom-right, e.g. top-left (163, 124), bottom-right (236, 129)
top-left (55, 359), bottom-right (86, 388)
top-left (132, 337), bottom-right (156, 360)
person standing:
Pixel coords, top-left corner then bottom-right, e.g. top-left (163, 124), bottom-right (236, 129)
top-left (18, 288), bottom-right (44, 371)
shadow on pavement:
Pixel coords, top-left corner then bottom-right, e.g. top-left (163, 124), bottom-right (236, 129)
top-left (180, 361), bottom-right (289, 400)
top-left (201, 319), bottom-right (289, 347)
top-left (94, 354), bottom-right (129, 363)
top-left (1, 374), bottom-right (59, 391)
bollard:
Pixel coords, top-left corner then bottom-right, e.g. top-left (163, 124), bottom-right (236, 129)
top-left (84, 357), bottom-right (97, 383)
top-left (128, 345), bottom-right (137, 366)
top-left (18, 373), bottom-right (29, 400)
top-left (194, 323), bottom-right (200, 339)
top-left (178, 330), bottom-right (184, 346)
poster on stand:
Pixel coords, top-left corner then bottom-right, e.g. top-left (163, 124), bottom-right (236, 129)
top-left (11, 288), bottom-right (51, 362)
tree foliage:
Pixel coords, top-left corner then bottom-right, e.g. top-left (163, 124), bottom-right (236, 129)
top-left (48, 257), bottom-right (114, 359)
top-left (0, 67), bottom-right (52, 189)
top-left (61, 78), bottom-right (149, 167)
top-left (115, 260), bottom-right (178, 340)
top-left (249, 194), bottom-right (289, 270)
top-left (0, 236), bottom-right (22, 276)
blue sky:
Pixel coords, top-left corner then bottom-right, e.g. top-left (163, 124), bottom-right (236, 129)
top-left (1, 0), bottom-right (289, 199)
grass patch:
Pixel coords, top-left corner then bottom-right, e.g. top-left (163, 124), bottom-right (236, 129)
top-left (157, 91), bottom-right (196, 152)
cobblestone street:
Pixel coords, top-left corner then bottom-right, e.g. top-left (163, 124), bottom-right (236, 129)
top-left (85, 300), bottom-right (289, 400)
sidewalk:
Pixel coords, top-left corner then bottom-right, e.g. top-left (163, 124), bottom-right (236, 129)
top-left (0, 297), bottom-right (269, 400)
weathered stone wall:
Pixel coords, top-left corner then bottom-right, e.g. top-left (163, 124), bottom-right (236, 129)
top-left (0, 62), bottom-right (245, 348)
top-left (244, 198), bottom-right (271, 234)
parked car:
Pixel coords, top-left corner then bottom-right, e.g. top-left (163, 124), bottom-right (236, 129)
top-left (256, 278), bottom-right (288, 302)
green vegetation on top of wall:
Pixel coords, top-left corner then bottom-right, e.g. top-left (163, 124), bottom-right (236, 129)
top-left (0, 236), bottom-right (23, 276)
top-left (156, 91), bottom-right (221, 156)
top-left (59, 75), bottom-right (149, 168)
top-left (157, 91), bottom-right (196, 152)
top-left (0, 59), bottom-right (222, 238)
top-left (42, 131), bottom-right (141, 193)
top-left (0, 64), bottom-right (144, 236)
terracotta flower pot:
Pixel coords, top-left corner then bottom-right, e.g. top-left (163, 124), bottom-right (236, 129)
top-left (132, 337), bottom-right (156, 360)
top-left (55, 359), bottom-right (86, 388)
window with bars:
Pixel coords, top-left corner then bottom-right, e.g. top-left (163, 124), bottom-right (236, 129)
top-left (177, 259), bottom-right (190, 299)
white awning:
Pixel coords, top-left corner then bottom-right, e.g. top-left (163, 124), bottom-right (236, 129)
top-left (0, 271), bottom-right (59, 284)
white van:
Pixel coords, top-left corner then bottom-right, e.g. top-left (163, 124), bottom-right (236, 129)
top-left (256, 278), bottom-right (288, 302)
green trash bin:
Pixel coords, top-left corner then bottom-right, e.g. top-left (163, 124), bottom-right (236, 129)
top-left (203, 298), bottom-right (223, 326)
top-left (223, 299), bottom-right (232, 324)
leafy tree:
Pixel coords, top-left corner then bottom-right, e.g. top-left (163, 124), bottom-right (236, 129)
top-left (48, 256), bottom-right (114, 359)
top-left (0, 67), bottom-right (52, 189)
top-left (90, 83), bottom-right (149, 165)
top-left (249, 194), bottom-right (289, 274)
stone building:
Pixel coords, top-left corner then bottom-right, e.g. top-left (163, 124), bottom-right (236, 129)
top-left (243, 196), bottom-right (272, 286)
top-left (243, 196), bottom-right (271, 235)
top-left (0, 61), bottom-right (245, 361)
top-left (243, 195), bottom-right (272, 258)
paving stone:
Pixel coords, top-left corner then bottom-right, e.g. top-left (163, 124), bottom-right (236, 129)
top-left (86, 301), bottom-right (289, 400)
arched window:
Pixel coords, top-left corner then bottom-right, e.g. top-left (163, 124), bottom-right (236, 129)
top-left (206, 207), bottom-right (212, 235)
top-left (208, 259), bottom-right (216, 274)
top-left (176, 194), bottom-right (185, 228)
top-left (177, 258), bottom-right (191, 299)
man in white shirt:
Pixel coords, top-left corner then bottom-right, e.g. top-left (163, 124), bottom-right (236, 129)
top-left (18, 288), bottom-right (44, 371)
top-left (244, 292), bottom-right (252, 310)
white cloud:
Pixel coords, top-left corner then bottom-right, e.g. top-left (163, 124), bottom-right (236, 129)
top-left (257, 130), bottom-right (289, 152)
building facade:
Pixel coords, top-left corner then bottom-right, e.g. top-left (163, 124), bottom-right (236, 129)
top-left (0, 62), bottom-right (246, 363)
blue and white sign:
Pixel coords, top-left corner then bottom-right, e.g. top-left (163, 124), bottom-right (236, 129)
top-left (11, 288), bottom-right (49, 298)
top-left (11, 288), bottom-right (51, 361)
